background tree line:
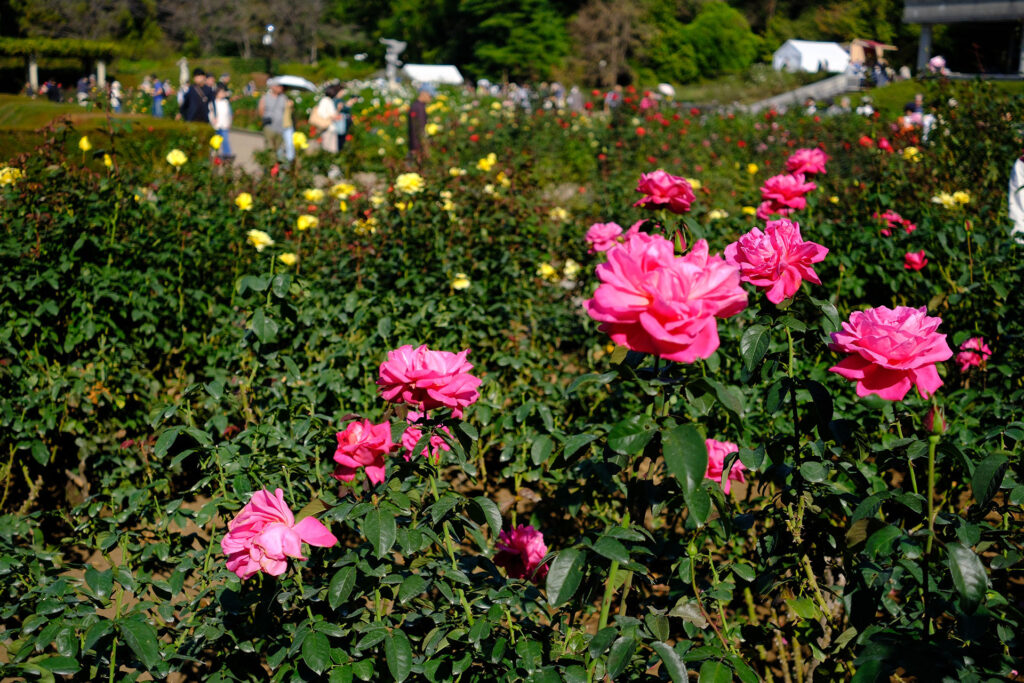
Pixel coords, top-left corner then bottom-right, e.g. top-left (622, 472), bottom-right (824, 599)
top-left (0, 0), bottom-right (1002, 86)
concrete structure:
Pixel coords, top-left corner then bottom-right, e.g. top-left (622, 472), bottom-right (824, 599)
top-left (904, 0), bottom-right (1024, 73)
top-left (772, 40), bottom-right (851, 73)
top-left (746, 73), bottom-right (861, 114)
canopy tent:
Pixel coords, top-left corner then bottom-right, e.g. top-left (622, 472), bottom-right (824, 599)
top-left (400, 64), bottom-right (464, 85)
top-left (772, 40), bottom-right (850, 73)
top-left (270, 75), bottom-right (318, 91)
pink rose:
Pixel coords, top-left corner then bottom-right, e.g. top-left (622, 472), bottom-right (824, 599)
top-left (633, 170), bottom-right (696, 214)
top-left (786, 148), bottom-right (828, 175)
top-left (724, 219), bottom-right (828, 304)
top-left (333, 419), bottom-right (394, 485)
top-left (829, 306), bottom-right (953, 401)
top-left (874, 209), bottom-right (916, 236)
top-left (221, 488), bottom-right (338, 580)
top-left (956, 336), bottom-right (992, 372)
top-left (585, 222), bottom-right (623, 253)
top-left (704, 439), bottom-right (747, 494)
top-left (401, 411), bottom-right (451, 463)
top-left (494, 525), bottom-right (548, 582)
top-left (755, 200), bottom-right (795, 221)
top-left (378, 344), bottom-right (482, 414)
top-left (759, 173), bottom-right (817, 213)
top-left (583, 230), bottom-right (747, 363)
top-left (904, 250), bottom-right (927, 271)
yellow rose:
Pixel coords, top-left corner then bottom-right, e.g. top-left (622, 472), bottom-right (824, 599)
top-left (235, 193), bottom-right (253, 210)
top-left (339, 200), bottom-right (348, 212)
top-left (490, 101), bottom-right (502, 111)
top-left (370, 194), bottom-right (386, 208)
top-left (166, 149), bottom-right (187, 167)
top-left (747, 163), bottom-right (759, 175)
top-left (686, 178), bottom-right (702, 191)
top-left (707, 209), bottom-right (728, 221)
top-left (278, 252), bottom-right (298, 266)
top-left (0, 167), bottom-right (24, 185)
top-left (425, 123), bottom-right (440, 136)
top-left (395, 172), bottom-right (425, 195)
top-left (296, 214), bottom-right (319, 231)
top-left (829, 195), bottom-right (840, 204)
top-left (210, 134), bottom-right (223, 150)
top-left (952, 190), bottom-right (970, 205)
top-left (292, 131), bottom-right (308, 150)
top-left (448, 167), bottom-right (467, 177)
top-left (563, 259), bottom-right (581, 280)
top-left (329, 182), bottom-right (356, 199)
top-left (246, 229), bottom-right (274, 252)
top-left (931, 192), bottom-right (956, 209)
top-left (395, 201), bottom-right (410, 212)
top-left (902, 146), bottom-right (921, 162)
top-left (496, 171), bottom-right (511, 188)
top-left (303, 188), bottom-right (325, 203)
top-left (549, 207), bottom-right (570, 222)
top-left (742, 206), bottom-right (758, 216)
top-left (103, 154), bottom-right (113, 168)
top-left (354, 216), bottom-right (378, 235)
top-left (476, 152), bottom-right (497, 172)
top-left (537, 263), bottom-right (559, 281)
top-left (78, 136), bottom-right (92, 152)
top-left (451, 273), bottom-right (471, 290)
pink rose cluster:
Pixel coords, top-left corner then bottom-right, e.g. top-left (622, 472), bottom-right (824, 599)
top-left (633, 170), bottom-right (696, 214)
top-left (874, 209), bottom-right (917, 236)
top-left (785, 148), bottom-right (828, 176)
top-left (585, 220), bottom-right (647, 254)
top-left (221, 488), bottom-right (338, 580)
top-left (401, 411), bottom-right (452, 463)
top-left (956, 337), bottom-right (991, 372)
top-left (378, 344), bottom-right (482, 416)
top-left (829, 305), bottom-right (952, 401)
top-left (493, 524), bottom-right (549, 582)
top-left (704, 439), bottom-right (747, 494)
top-left (756, 173), bottom-right (817, 220)
top-left (583, 228), bottom-right (747, 363)
top-left (724, 219), bottom-right (828, 304)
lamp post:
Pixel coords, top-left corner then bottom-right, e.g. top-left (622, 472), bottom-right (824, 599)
top-left (262, 24), bottom-right (275, 76)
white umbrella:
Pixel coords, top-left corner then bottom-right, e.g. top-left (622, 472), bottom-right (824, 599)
top-left (271, 75), bottom-right (318, 92)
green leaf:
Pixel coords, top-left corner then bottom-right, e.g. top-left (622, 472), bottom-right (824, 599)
top-left (686, 487), bottom-right (712, 526)
top-left (593, 536), bottom-right (630, 565)
top-left (947, 542), bottom-right (988, 614)
top-left (37, 656), bottom-right (81, 675)
top-left (545, 547), bottom-right (586, 606)
top-left (651, 642), bottom-right (688, 682)
top-left (588, 627), bottom-right (617, 658)
top-left (398, 575), bottom-right (427, 604)
top-left (740, 324), bottom-right (770, 371)
top-left (302, 631), bottom-right (331, 675)
top-left (251, 308), bottom-right (279, 343)
top-left (119, 619), bottom-right (160, 670)
top-left (377, 316), bottom-right (393, 339)
top-left (563, 433), bottom-right (599, 459)
top-left (971, 453), bottom-right (1007, 506)
top-left (295, 497), bottom-right (328, 522)
top-left (384, 630), bottom-right (413, 682)
top-left (531, 435), bottom-right (554, 465)
top-left (644, 613), bottom-right (669, 642)
top-left (153, 427), bottom-right (181, 458)
top-left (698, 660), bottom-right (732, 683)
top-left (606, 636), bottom-right (636, 679)
top-left (364, 508), bottom-right (397, 558)
top-left (607, 414), bottom-right (656, 455)
top-left (85, 566), bottom-right (113, 600)
top-left (469, 496), bottom-right (501, 536)
top-left (662, 424), bottom-right (707, 500)
top-left (329, 566), bottom-right (357, 610)
top-left (787, 596), bottom-right (820, 621)
top-left (565, 371), bottom-right (618, 395)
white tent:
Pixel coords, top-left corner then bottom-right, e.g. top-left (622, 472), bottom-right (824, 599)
top-left (772, 40), bottom-right (850, 73)
top-left (401, 64), bottom-right (464, 85)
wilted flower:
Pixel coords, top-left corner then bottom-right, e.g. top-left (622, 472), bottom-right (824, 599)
top-left (333, 419), bottom-right (394, 485)
top-left (451, 273), bottom-right (471, 290)
top-left (704, 439), bottom-right (747, 494)
top-left (246, 229), bottom-right (274, 252)
top-left (166, 149), bottom-right (188, 167)
top-left (634, 170), bottom-right (695, 214)
top-left (724, 218), bottom-right (828, 304)
top-left (221, 489), bottom-right (337, 580)
top-left (235, 192), bottom-right (254, 211)
top-left (296, 214), bottom-right (319, 231)
top-left (78, 136), bottom-right (92, 152)
top-left (904, 250), bottom-right (927, 271)
top-left (303, 188), bottom-right (325, 203)
top-left (396, 172), bottom-right (425, 195)
top-left (494, 525), bottom-right (548, 582)
top-left (210, 134), bottom-right (223, 150)
top-left (956, 337), bottom-right (992, 372)
top-left (378, 344), bottom-right (482, 414)
top-left (278, 252), bottom-right (297, 266)
top-left (829, 305), bottom-right (952, 401)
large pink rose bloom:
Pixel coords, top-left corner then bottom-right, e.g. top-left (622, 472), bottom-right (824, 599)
top-left (583, 230), bottom-right (747, 363)
top-left (494, 525), bottom-right (549, 582)
top-left (704, 439), bottom-right (747, 494)
top-left (724, 219), bottom-right (828, 304)
top-left (401, 411), bottom-right (451, 463)
top-left (956, 337), bottom-right (992, 372)
top-left (786, 148), bottom-right (828, 175)
top-left (333, 419), bottom-right (394, 485)
top-left (633, 170), bottom-right (696, 214)
top-left (829, 306), bottom-right (953, 401)
top-left (378, 344), bottom-right (482, 414)
top-left (585, 222), bottom-right (623, 253)
top-left (221, 489), bottom-right (338, 580)
top-left (760, 173), bottom-right (817, 212)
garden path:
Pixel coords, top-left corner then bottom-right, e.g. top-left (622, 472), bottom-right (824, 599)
top-left (227, 128), bottom-right (265, 177)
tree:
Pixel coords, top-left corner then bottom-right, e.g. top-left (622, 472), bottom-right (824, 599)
top-left (461, 0), bottom-right (570, 81)
top-left (569, 0), bottom-right (643, 87)
top-left (681, 0), bottom-right (761, 78)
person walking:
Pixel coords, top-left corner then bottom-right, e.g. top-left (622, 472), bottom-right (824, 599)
top-left (259, 79), bottom-right (291, 162)
top-left (152, 76), bottom-right (167, 117)
top-left (181, 68), bottom-right (212, 122)
top-left (407, 84), bottom-right (433, 164)
top-left (210, 83), bottom-right (234, 161)
top-left (312, 84), bottom-right (341, 153)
